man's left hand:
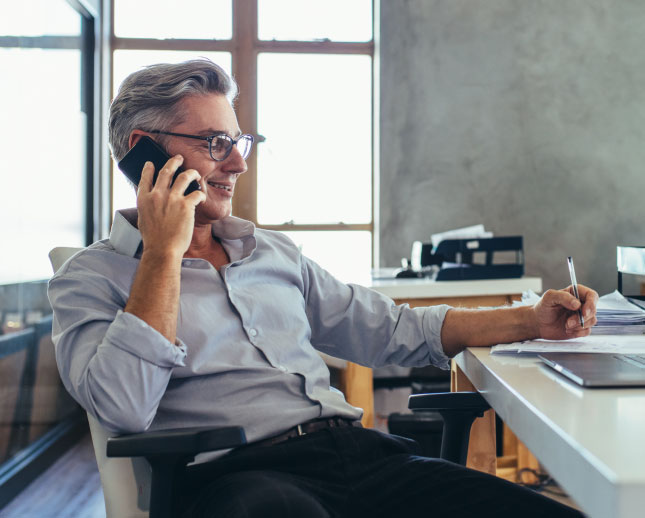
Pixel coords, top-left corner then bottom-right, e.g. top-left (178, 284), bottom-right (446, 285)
top-left (534, 285), bottom-right (599, 340)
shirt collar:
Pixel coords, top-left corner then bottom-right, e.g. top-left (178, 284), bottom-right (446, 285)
top-left (108, 208), bottom-right (256, 258)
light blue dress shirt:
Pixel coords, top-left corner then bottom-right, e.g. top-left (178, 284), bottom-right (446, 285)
top-left (48, 209), bottom-right (451, 448)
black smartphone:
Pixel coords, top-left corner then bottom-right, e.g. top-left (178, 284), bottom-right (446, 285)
top-left (117, 136), bottom-right (201, 195)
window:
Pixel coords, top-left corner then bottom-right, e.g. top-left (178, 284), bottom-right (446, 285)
top-left (0, 0), bottom-right (93, 505)
top-left (0, 1), bottom-right (90, 283)
top-left (256, 53), bottom-right (372, 226)
top-left (114, 0), bottom-right (232, 40)
top-left (111, 0), bottom-right (375, 283)
top-left (258, 0), bottom-right (372, 42)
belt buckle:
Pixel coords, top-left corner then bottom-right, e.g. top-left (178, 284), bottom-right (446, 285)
top-left (296, 424), bottom-right (305, 436)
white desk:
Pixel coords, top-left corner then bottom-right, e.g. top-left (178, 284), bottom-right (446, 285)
top-left (456, 347), bottom-right (645, 518)
top-left (369, 276), bottom-right (542, 301)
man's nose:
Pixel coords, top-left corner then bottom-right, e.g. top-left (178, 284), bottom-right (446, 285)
top-left (224, 145), bottom-right (249, 174)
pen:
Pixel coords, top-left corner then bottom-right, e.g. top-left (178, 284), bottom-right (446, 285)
top-left (567, 256), bottom-right (584, 328)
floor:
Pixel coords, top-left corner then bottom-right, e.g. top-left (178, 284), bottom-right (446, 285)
top-left (0, 433), bottom-right (105, 518)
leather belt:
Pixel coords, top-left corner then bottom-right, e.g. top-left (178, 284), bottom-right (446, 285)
top-left (253, 417), bottom-right (362, 448)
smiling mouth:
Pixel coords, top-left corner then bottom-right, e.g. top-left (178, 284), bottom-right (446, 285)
top-left (207, 181), bottom-right (232, 192)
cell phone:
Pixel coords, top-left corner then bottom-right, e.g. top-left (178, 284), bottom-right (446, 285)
top-left (117, 136), bottom-right (201, 195)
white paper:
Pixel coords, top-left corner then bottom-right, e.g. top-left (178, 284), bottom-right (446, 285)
top-left (491, 334), bottom-right (645, 355)
top-left (430, 224), bottom-right (493, 249)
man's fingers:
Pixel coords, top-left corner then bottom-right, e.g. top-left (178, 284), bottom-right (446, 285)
top-left (171, 168), bottom-right (202, 196)
top-left (583, 301), bottom-right (596, 319)
top-left (186, 189), bottom-right (207, 206)
top-left (578, 284), bottom-right (599, 317)
top-left (567, 315), bottom-right (597, 330)
top-left (547, 288), bottom-right (581, 311)
top-left (176, 170), bottom-right (207, 206)
top-left (138, 161), bottom-right (154, 193)
top-left (155, 155), bottom-right (184, 190)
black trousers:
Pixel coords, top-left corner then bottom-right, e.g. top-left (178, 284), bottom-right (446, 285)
top-left (178, 426), bottom-right (584, 518)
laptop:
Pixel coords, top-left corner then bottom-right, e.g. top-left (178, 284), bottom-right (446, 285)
top-left (538, 352), bottom-right (645, 387)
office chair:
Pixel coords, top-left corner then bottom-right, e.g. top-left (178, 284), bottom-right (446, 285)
top-left (49, 246), bottom-right (489, 517)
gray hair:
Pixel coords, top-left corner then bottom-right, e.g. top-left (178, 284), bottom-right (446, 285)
top-left (108, 58), bottom-right (238, 161)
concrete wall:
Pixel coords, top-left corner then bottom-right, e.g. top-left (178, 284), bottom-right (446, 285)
top-left (380, 0), bottom-right (645, 295)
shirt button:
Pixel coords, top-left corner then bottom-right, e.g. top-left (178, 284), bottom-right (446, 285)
top-left (278, 365), bottom-right (288, 372)
top-left (249, 328), bottom-right (258, 337)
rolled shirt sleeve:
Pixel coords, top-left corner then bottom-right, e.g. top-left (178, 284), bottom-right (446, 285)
top-left (49, 260), bottom-right (186, 433)
top-left (421, 303), bottom-right (452, 369)
top-left (105, 310), bottom-right (187, 367)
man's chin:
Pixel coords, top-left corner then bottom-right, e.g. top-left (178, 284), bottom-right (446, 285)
top-left (196, 203), bottom-right (232, 223)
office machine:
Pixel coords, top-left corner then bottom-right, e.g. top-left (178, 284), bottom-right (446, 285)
top-left (401, 236), bottom-right (524, 281)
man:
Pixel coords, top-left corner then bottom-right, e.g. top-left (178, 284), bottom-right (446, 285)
top-left (49, 59), bottom-right (597, 517)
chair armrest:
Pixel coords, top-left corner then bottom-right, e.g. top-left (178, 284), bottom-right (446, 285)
top-left (106, 426), bottom-right (246, 518)
top-left (106, 425), bottom-right (246, 458)
top-left (408, 392), bottom-right (490, 465)
top-left (408, 391), bottom-right (489, 414)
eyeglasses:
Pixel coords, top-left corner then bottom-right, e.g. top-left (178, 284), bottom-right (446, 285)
top-left (149, 130), bottom-right (254, 161)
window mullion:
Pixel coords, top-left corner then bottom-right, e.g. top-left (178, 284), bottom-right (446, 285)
top-left (260, 223), bottom-right (373, 232)
top-left (231, 0), bottom-right (258, 222)
top-left (255, 40), bottom-right (373, 54)
top-left (112, 38), bottom-right (234, 52)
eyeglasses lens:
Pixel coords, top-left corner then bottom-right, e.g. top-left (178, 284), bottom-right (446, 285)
top-left (210, 136), bottom-right (230, 160)
top-left (210, 135), bottom-right (253, 161)
top-left (236, 135), bottom-right (253, 159)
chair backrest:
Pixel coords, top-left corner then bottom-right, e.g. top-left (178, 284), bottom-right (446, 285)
top-left (49, 247), bottom-right (151, 517)
top-left (87, 414), bottom-right (151, 517)
top-left (48, 247), bottom-right (84, 273)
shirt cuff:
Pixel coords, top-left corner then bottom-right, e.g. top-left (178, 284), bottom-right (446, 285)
top-left (103, 310), bottom-right (187, 368)
top-left (422, 304), bottom-right (452, 370)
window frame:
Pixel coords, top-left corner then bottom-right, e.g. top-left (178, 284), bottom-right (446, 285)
top-left (110, 0), bottom-right (378, 266)
top-left (0, 0), bottom-right (97, 506)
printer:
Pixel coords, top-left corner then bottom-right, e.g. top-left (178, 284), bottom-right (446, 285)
top-left (397, 236), bottom-right (525, 281)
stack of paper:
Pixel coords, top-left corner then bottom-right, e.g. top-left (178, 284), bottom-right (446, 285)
top-left (592, 290), bottom-right (645, 334)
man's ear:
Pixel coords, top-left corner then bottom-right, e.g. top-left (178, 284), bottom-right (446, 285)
top-left (128, 129), bottom-right (152, 150)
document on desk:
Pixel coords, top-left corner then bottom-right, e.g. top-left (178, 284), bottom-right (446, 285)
top-left (491, 334), bottom-right (645, 355)
top-left (513, 289), bottom-right (645, 335)
top-left (494, 290), bottom-right (645, 354)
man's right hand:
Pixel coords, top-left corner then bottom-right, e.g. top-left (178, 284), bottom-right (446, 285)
top-left (124, 155), bottom-right (206, 344)
top-left (136, 155), bottom-right (206, 259)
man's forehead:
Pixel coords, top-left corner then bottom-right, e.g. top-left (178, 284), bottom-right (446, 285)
top-left (197, 127), bottom-right (242, 138)
top-left (178, 94), bottom-right (241, 136)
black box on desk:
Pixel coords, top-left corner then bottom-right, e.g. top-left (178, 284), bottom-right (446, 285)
top-left (417, 236), bottom-right (524, 281)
